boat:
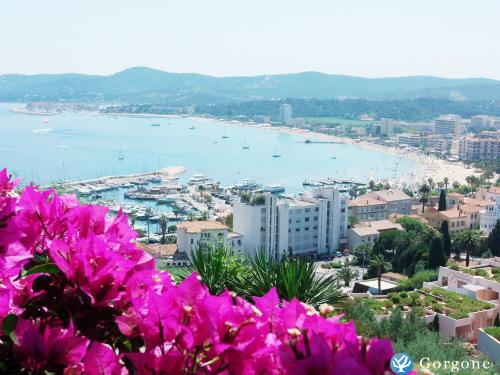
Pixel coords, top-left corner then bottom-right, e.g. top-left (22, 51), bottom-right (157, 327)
top-left (222, 126), bottom-right (229, 139)
top-left (118, 147), bottom-right (124, 161)
top-left (42, 117), bottom-right (49, 124)
top-left (188, 174), bottom-right (211, 185)
top-left (242, 139), bottom-right (250, 150)
top-left (189, 126), bottom-right (195, 130)
top-left (331, 156), bottom-right (337, 159)
top-left (272, 143), bottom-right (281, 158)
top-left (234, 179), bottom-right (261, 191)
top-left (262, 184), bottom-right (285, 194)
top-left (150, 123), bottom-right (160, 127)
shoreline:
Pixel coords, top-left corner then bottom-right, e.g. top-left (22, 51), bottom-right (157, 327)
top-left (14, 107), bottom-right (481, 187)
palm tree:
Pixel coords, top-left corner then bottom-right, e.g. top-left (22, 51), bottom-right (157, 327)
top-left (245, 250), bottom-right (345, 307)
top-left (443, 177), bottom-right (449, 191)
top-left (369, 255), bottom-right (392, 294)
top-left (159, 215), bottom-right (168, 244)
top-left (129, 210), bottom-right (137, 229)
top-left (337, 266), bottom-right (357, 287)
top-left (427, 178), bottom-right (435, 191)
top-left (144, 208), bottom-right (153, 239)
top-left (454, 230), bottom-right (482, 267)
top-left (181, 244), bottom-right (248, 295)
top-left (354, 243), bottom-right (372, 277)
top-left (418, 183), bottom-right (431, 213)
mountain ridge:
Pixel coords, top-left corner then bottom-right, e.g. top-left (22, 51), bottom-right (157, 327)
top-left (1, 66), bottom-right (499, 104)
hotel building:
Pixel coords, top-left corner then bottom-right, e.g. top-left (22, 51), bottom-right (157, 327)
top-left (233, 188), bottom-right (348, 260)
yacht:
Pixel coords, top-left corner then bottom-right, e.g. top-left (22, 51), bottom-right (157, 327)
top-left (234, 179), bottom-right (261, 191)
top-left (150, 123), bottom-right (160, 127)
top-left (262, 184), bottom-right (285, 194)
top-left (242, 139), bottom-right (249, 149)
top-left (188, 174), bottom-right (211, 185)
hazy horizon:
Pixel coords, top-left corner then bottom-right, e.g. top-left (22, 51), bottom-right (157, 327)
top-left (2, 0), bottom-right (500, 79)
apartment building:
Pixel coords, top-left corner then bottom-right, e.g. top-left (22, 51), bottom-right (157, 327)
top-left (459, 131), bottom-right (500, 161)
top-left (348, 197), bottom-right (388, 222)
top-left (176, 220), bottom-right (243, 255)
top-left (435, 114), bottom-right (462, 140)
top-left (233, 188), bottom-right (348, 260)
top-left (476, 187), bottom-right (500, 235)
top-left (347, 219), bottom-right (404, 250)
top-left (359, 190), bottom-right (413, 216)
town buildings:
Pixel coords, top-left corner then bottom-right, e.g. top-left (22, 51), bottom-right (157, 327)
top-left (435, 114), bottom-right (463, 140)
top-left (358, 190), bottom-right (413, 216)
top-left (176, 220), bottom-right (243, 255)
top-left (459, 131), bottom-right (500, 161)
top-left (347, 219), bottom-right (404, 250)
top-left (233, 188), bottom-right (348, 260)
top-left (348, 197), bottom-right (388, 222)
top-left (476, 187), bottom-right (500, 235)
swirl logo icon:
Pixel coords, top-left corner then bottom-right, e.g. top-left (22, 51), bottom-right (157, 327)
top-left (390, 352), bottom-right (414, 374)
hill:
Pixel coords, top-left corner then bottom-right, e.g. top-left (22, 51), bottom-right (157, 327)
top-left (1, 67), bottom-right (500, 103)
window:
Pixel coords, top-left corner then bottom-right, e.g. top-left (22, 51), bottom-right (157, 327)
top-left (295, 228), bottom-right (300, 232)
top-left (190, 239), bottom-right (194, 244)
top-left (341, 208), bottom-right (345, 213)
top-left (305, 217), bottom-right (310, 222)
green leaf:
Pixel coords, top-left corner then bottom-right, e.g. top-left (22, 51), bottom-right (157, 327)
top-left (21, 263), bottom-right (60, 278)
top-left (2, 314), bottom-right (19, 345)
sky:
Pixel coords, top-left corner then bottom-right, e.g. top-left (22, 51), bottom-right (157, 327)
top-left (1, 0), bottom-right (500, 79)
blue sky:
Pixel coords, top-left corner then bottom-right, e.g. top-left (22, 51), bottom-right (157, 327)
top-left (1, 0), bottom-right (500, 79)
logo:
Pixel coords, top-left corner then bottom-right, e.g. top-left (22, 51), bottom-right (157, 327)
top-left (391, 352), bottom-right (414, 374)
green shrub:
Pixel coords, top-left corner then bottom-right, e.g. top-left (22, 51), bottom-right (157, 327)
top-left (399, 292), bottom-right (408, 299)
top-left (391, 295), bottom-right (400, 304)
top-left (484, 326), bottom-right (500, 341)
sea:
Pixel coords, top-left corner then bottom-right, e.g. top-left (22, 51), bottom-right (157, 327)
top-left (0, 103), bottom-right (415, 194)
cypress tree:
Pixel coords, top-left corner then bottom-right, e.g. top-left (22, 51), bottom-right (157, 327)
top-left (487, 219), bottom-right (500, 256)
top-left (494, 313), bottom-right (500, 327)
top-left (438, 189), bottom-right (447, 211)
top-left (429, 236), bottom-right (446, 269)
top-left (440, 221), bottom-right (452, 258)
top-left (432, 315), bottom-right (440, 332)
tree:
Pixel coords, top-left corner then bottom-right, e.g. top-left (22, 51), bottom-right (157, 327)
top-left (129, 210), bottom-right (137, 229)
top-left (438, 189), bottom-right (447, 211)
top-left (348, 215), bottom-right (359, 227)
top-left (452, 181), bottom-right (460, 190)
top-left (369, 255), bottom-right (392, 294)
top-left (418, 183), bottom-right (431, 213)
top-left (144, 207), bottom-right (153, 239)
top-left (455, 230), bottom-right (482, 267)
top-left (440, 221), bottom-right (452, 257)
top-left (443, 177), bottom-right (449, 191)
top-left (432, 315), bottom-right (440, 332)
top-left (338, 266), bottom-right (357, 287)
top-left (487, 219), bottom-right (500, 256)
top-left (159, 215), bottom-right (168, 244)
top-left (354, 243), bottom-right (372, 275)
top-left (428, 236), bottom-right (446, 269)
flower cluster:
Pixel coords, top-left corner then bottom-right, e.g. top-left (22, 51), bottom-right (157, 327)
top-left (0, 168), bottom-right (399, 374)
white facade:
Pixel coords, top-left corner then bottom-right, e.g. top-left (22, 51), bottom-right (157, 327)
top-left (477, 188), bottom-right (500, 235)
top-left (435, 114), bottom-right (462, 141)
top-left (278, 104), bottom-right (293, 125)
top-left (379, 118), bottom-right (394, 136)
top-left (233, 188), bottom-right (348, 260)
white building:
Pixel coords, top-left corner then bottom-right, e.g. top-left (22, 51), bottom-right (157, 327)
top-left (176, 221), bottom-right (244, 255)
top-left (233, 188), bottom-right (348, 260)
top-left (278, 104), bottom-right (293, 125)
top-left (434, 114), bottom-right (463, 140)
top-left (358, 190), bottom-right (413, 216)
top-left (477, 187), bottom-right (500, 235)
top-left (379, 118), bottom-right (394, 137)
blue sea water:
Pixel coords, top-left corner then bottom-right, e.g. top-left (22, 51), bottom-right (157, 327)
top-left (0, 103), bottom-right (415, 193)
